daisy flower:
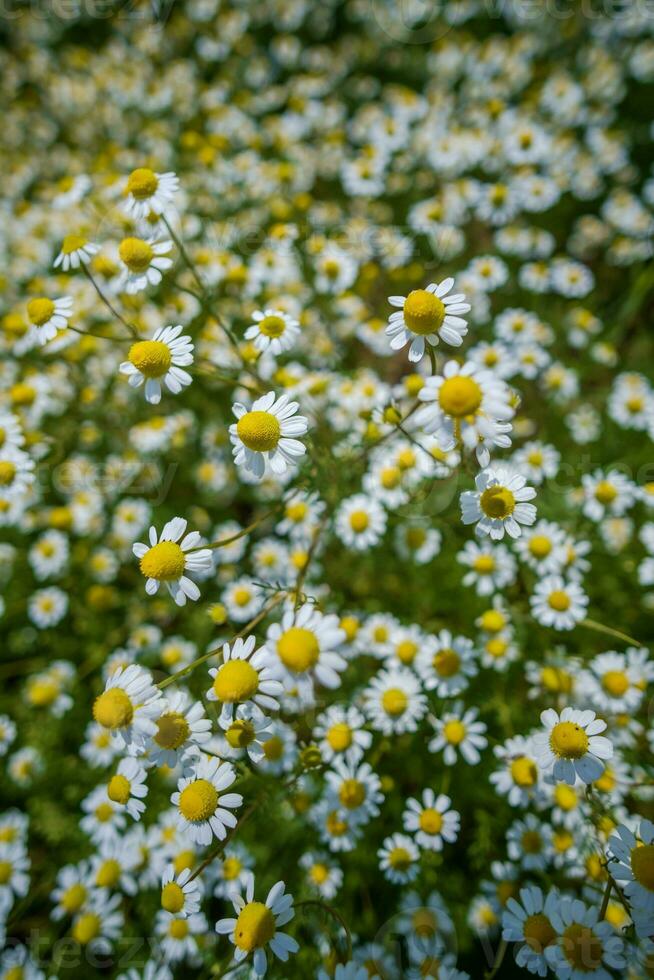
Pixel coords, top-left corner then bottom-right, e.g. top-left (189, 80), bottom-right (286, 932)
top-left (533, 708), bottom-right (613, 785)
top-left (378, 832), bottom-right (420, 884)
top-left (106, 757), bottom-right (148, 820)
top-left (149, 690), bottom-right (212, 768)
top-left (417, 360), bottom-right (514, 466)
top-left (119, 325), bottom-right (193, 405)
top-left (118, 237), bottom-right (173, 293)
top-left (530, 575), bottom-right (588, 631)
top-left (457, 540), bottom-right (517, 596)
top-left (364, 666), bottom-right (427, 735)
top-left (403, 790), bottom-right (460, 851)
top-left (415, 629), bottom-right (477, 697)
top-left (244, 309), bottom-right (300, 355)
top-left (581, 469), bottom-right (636, 522)
top-left (490, 736), bottom-right (541, 807)
top-left (215, 877), bottom-right (299, 977)
top-left (156, 909), bottom-right (207, 963)
top-left (207, 635), bottom-right (282, 728)
top-left (220, 704), bottom-right (273, 764)
top-left (132, 517), bottom-right (213, 606)
top-left (160, 864), bottom-right (202, 919)
top-left (429, 703), bottom-right (488, 766)
top-left (230, 391), bottom-right (308, 479)
top-left (70, 891), bottom-right (124, 952)
top-left (124, 168), bottom-right (179, 219)
top-left (92, 664), bottom-right (163, 751)
top-left (461, 467), bottom-right (537, 540)
top-left (544, 896), bottom-right (625, 978)
top-left (172, 754), bottom-right (242, 846)
top-left (334, 494), bottom-right (387, 551)
top-left (502, 885), bottom-right (560, 977)
top-left (53, 235), bottom-right (99, 271)
top-left (299, 852), bottom-right (343, 900)
top-left (26, 295), bottom-right (73, 344)
top-left (0, 843), bottom-right (29, 901)
top-left (263, 604), bottom-right (347, 694)
top-left (608, 818), bottom-right (654, 915)
top-left (506, 814), bottom-right (553, 871)
top-left (50, 862), bottom-right (93, 921)
top-left (0, 448), bottom-right (35, 499)
top-left (386, 278), bottom-right (471, 363)
top-left (314, 704), bottom-right (372, 765)
top-left (325, 759), bottom-right (384, 827)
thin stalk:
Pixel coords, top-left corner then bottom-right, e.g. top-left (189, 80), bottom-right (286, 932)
top-left (581, 618), bottom-right (641, 648)
top-left (82, 265), bottom-right (138, 338)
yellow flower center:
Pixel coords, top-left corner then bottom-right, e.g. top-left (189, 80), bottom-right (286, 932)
top-left (443, 720), bottom-right (466, 744)
top-left (0, 861), bottom-right (12, 883)
top-left (155, 712), bottom-right (191, 750)
top-left (549, 721), bottom-right (589, 759)
top-left (548, 590), bottom-right (570, 612)
top-left (480, 610), bottom-right (506, 633)
top-left (119, 237), bottom-right (154, 273)
top-left (396, 640), bottom-right (418, 664)
top-left (28, 679), bottom-right (60, 706)
top-left (562, 924), bottom-right (603, 971)
top-left (522, 830), bottom-right (542, 854)
top-left (594, 481), bottom-right (617, 505)
top-left (310, 863), bottom-right (329, 885)
top-left (27, 297), bottom-right (55, 326)
top-left (433, 648), bottom-right (460, 678)
top-left (93, 688), bottom-right (133, 729)
top-left (382, 688), bottom-right (408, 716)
top-left (225, 719), bottom-right (256, 748)
top-left (380, 466), bottom-right (401, 489)
top-left (403, 289), bottom-right (445, 335)
top-left (61, 883), bottom-right (87, 913)
top-left (94, 803), bottom-right (113, 822)
top-left (349, 510), bottom-right (369, 532)
top-left (286, 501), bottom-right (307, 522)
top-left (631, 844), bottom-right (654, 892)
top-left (554, 784), bottom-right (578, 810)
top-left (339, 778), bottom-right (366, 809)
top-left (233, 587), bottom-right (251, 606)
top-left (419, 808), bottom-right (443, 834)
top-left (72, 913), bottom-right (101, 945)
top-left (236, 411), bottom-right (281, 452)
top-left (96, 859), bottom-right (121, 888)
top-left (480, 486), bottom-right (516, 519)
top-left (62, 234), bottom-right (87, 255)
top-left (0, 462), bottom-right (16, 486)
top-left (263, 735), bottom-right (283, 760)
top-left (405, 527), bottom-right (426, 549)
top-left (127, 167), bottom-right (159, 200)
top-left (128, 340), bottom-right (172, 378)
top-left (523, 913), bottom-right (556, 954)
top-left (107, 774), bottom-right (131, 805)
top-left (258, 315), bottom-right (286, 338)
top-left (388, 846), bottom-right (411, 871)
top-left (529, 535), bottom-right (552, 558)
top-left (139, 540), bottom-right (186, 581)
top-left (10, 383), bottom-right (35, 406)
top-left (276, 627), bottom-right (319, 672)
top-left (511, 757), bottom-right (537, 787)
top-left (213, 659), bottom-right (259, 702)
top-left (179, 779), bottom-right (218, 822)
top-left (222, 857), bottom-right (242, 880)
top-left (438, 376), bottom-right (483, 417)
top-left (474, 555), bottom-right (495, 573)
top-left (327, 722), bottom-right (352, 752)
top-left (169, 918), bottom-right (189, 939)
top-left (173, 850), bottom-right (195, 874)
top-left (234, 901), bottom-right (276, 952)
top-left (601, 670), bottom-right (629, 697)
top-left (161, 881), bottom-right (185, 913)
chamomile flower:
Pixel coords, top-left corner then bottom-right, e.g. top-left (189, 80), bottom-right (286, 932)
top-left (300, 852), bottom-right (343, 900)
top-left (0, 448), bottom-right (35, 499)
top-left (172, 754), bottom-right (242, 846)
top-left (335, 494), bottom-right (387, 551)
top-left (207, 635), bottom-right (282, 728)
top-left (92, 664), bottom-right (162, 751)
top-left (314, 704), bottom-right (372, 765)
top-left (120, 325), bottom-right (193, 405)
top-left (458, 540), bottom-right (517, 595)
top-left (264, 604), bottom-right (347, 693)
top-left (608, 819), bottom-right (654, 914)
top-left (106, 758), bottom-right (148, 820)
top-left (403, 790), bottom-right (460, 851)
top-left (429, 703), bottom-right (488, 766)
top-left (461, 467), bottom-right (537, 540)
top-left (160, 864), bottom-right (202, 919)
top-left (387, 278), bottom-right (470, 363)
top-left (133, 517), bottom-right (213, 606)
top-left (53, 235), bottom-right (99, 271)
top-left (124, 168), bottom-right (179, 219)
top-left (490, 736), bottom-right (541, 807)
top-left (364, 666), bottom-right (427, 735)
top-left (230, 391), bottom-right (308, 479)
top-left (415, 629), bottom-right (477, 697)
top-left (502, 885), bottom-right (560, 977)
top-left (26, 295), bottom-right (72, 344)
top-left (378, 832), bottom-right (420, 884)
top-left (544, 896), bottom-right (625, 978)
top-left (215, 877), bottom-right (299, 976)
top-left (530, 575), bottom-right (589, 631)
top-left (149, 691), bottom-right (212, 767)
top-left (534, 708), bottom-right (613, 785)
top-left (325, 759), bottom-right (384, 827)
top-left (245, 309), bottom-right (300, 355)
top-left (118, 237), bottom-right (173, 293)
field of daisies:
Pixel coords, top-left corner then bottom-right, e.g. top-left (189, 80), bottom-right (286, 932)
top-left (2, 1), bottom-right (654, 978)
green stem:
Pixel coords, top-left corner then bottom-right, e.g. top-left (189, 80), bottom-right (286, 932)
top-left (296, 900), bottom-right (353, 961)
top-left (195, 506), bottom-right (281, 552)
top-left (82, 265), bottom-right (138, 338)
top-left (598, 877), bottom-right (612, 920)
top-left (581, 618), bottom-right (641, 648)
top-left (485, 938), bottom-right (508, 980)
